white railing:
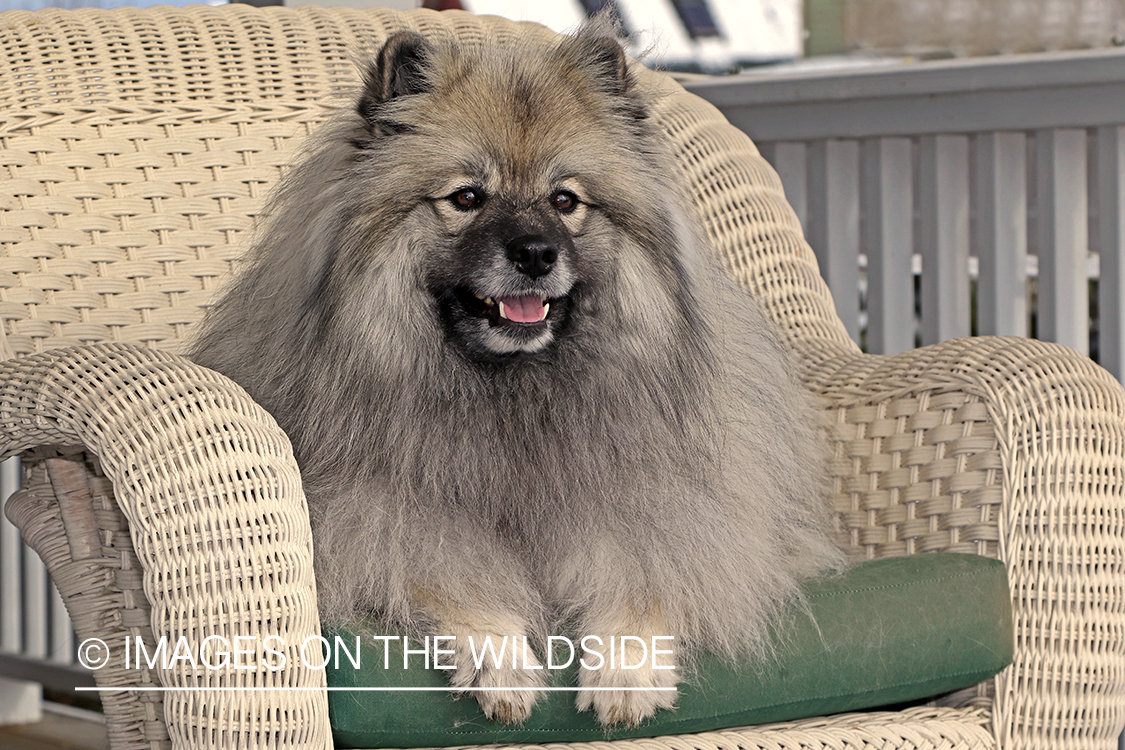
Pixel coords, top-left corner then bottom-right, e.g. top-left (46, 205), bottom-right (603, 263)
top-left (684, 47), bottom-right (1125, 380)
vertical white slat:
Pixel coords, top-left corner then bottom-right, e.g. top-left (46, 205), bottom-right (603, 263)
top-left (918, 135), bottom-right (971, 345)
top-left (807, 139), bottom-right (861, 345)
top-left (1036, 128), bottom-right (1089, 355)
top-left (22, 545), bottom-right (48, 659)
top-left (1098, 125), bottom-right (1125, 381)
top-left (975, 132), bottom-right (1029, 337)
top-left (861, 137), bottom-right (915, 355)
top-left (1, 457), bottom-right (21, 654)
top-left (759, 141), bottom-right (809, 236)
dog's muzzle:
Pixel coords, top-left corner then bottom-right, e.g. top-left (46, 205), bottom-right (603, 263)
top-left (442, 227), bottom-right (576, 358)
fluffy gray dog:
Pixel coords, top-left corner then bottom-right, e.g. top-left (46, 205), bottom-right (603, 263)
top-left (190, 24), bottom-right (842, 728)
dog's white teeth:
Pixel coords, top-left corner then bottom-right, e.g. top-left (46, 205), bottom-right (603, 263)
top-left (542, 302), bottom-right (550, 318)
top-left (484, 297), bottom-right (494, 306)
top-left (499, 300), bottom-right (509, 320)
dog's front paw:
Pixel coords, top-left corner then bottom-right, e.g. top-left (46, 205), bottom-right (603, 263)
top-left (449, 635), bottom-right (547, 724)
top-left (576, 641), bottom-right (679, 727)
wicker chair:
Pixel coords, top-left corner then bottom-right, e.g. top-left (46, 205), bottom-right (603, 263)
top-left (0, 6), bottom-right (1122, 750)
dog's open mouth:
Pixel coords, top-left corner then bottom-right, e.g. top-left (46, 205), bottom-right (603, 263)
top-left (454, 287), bottom-right (557, 328)
top-left (443, 284), bottom-right (574, 357)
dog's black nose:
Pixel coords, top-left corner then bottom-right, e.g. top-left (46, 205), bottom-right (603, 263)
top-left (506, 235), bottom-right (558, 278)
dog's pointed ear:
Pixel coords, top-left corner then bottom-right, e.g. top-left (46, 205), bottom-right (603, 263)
top-left (571, 35), bottom-right (632, 97)
top-left (358, 32), bottom-right (434, 124)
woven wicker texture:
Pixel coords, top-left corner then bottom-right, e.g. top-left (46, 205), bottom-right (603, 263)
top-left (0, 104), bottom-right (326, 356)
top-left (0, 343), bottom-right (328, 749)
top-left (411, 705), bottom-right (995, 750)
top-left (0, 5), bottom-right (1123, 750)
top-left (806, 336), bottom-right (1125, 749)
top-left (7, 448), bottom-right (171, 749)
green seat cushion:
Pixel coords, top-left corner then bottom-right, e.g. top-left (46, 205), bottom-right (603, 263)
top-left (325, 553), bottom-right (1012, 748)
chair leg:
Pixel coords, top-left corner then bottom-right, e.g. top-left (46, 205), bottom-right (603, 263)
top-left (6, 452), bottom-right (172, 750)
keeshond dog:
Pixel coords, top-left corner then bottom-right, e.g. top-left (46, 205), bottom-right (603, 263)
top-left (190, 23), bottom-right (842, 727)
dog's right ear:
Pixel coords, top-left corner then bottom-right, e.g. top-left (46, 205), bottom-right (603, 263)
top-left (357, 32), bottom-right (434, 126)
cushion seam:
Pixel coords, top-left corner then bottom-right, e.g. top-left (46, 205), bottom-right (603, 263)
top-left (805, 569), bottom-right (993, 599)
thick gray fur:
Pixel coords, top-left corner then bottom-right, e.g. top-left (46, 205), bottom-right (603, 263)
top-left (191, 24), bottom-right (843, 722)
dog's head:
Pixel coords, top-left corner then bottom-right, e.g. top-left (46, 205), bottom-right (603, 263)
top-left (347, 29), bottom-right (695, 363)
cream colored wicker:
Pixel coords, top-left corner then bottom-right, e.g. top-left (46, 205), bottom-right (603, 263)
top-left (0, 6), bottom-right (1122, 750)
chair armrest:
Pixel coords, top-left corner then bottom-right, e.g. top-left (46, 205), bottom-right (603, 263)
top-left (0, 342), bottom-right (331, 750)
top-left (804, 335), bottom-right (1125, 748)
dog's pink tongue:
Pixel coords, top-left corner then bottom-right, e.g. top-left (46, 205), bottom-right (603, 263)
top-left (499, 295), bottom-right (546, 323)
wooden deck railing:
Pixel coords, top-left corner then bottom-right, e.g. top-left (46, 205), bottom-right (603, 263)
top-left (685, 47), bottom-right (1125, 380)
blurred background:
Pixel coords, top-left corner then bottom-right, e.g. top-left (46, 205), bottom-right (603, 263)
top-left (2, 0), bottom-right (1124, 72)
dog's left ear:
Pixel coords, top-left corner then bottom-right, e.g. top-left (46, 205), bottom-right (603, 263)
top-left (572, 35), bottom-right (632, 97)
top-left (358, 32), bottom-right (434, 126)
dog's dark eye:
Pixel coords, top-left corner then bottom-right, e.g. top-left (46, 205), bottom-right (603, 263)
top-left (552, 191), bottom-right (578, 213)
top-left (451, 188), bottom-right (482, 210)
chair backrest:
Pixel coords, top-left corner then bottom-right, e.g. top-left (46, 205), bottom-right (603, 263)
top-left (0, 5), bottom-right (855, 363)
